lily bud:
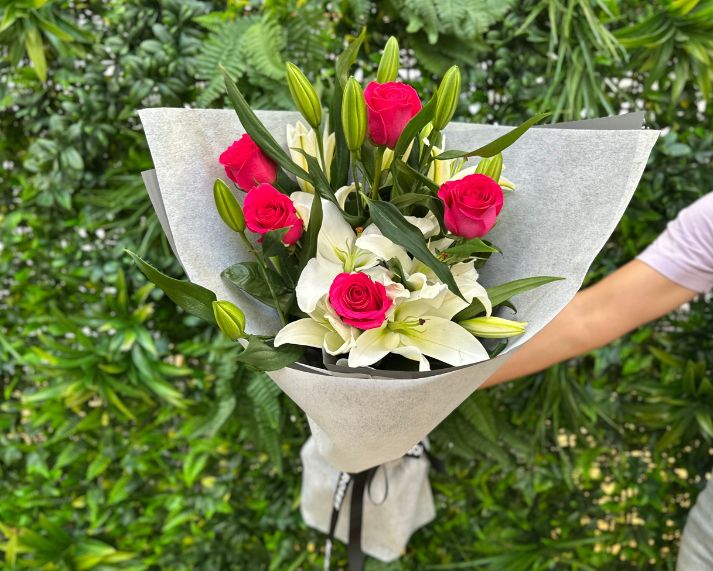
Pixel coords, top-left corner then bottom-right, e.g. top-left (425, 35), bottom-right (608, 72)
top-left (459, 316), bottom-right (527, 338)
top-left (475, 153), bottom-right (503, 181)
top-left (212, 300), bottom-right (246, 340)
top-left (342, 77), bottom-right (367, 152)
top-left (376, 37), bottom-right (400, 83)
top-left (286, 62), bottom-right (322, 129)
top-left (433, 65), bottom-right (461, 130)
top-left (213, 179), bottom-right (245, 232)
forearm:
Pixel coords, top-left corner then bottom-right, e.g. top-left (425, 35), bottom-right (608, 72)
top-left (484, 260), bottom-right (698, 387)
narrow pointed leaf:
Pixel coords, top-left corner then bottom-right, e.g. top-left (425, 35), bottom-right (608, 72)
top-left (126, 250), bottom-right (216, 324)
top-left (455, 275), bottom-right (564, 320)
top-left (436, 112), bottom-right (551, 160)
top-left (366, 199), bottom-right (464, 300)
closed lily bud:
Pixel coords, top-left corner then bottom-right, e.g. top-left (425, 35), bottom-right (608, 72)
top-left (286, 62), bottom-right (322, 129)
top-left (459, 316), bottom-right (527, 338)
top-left (342, 77), bottom-right (367, 152)
top-left (433, 65), bottom-right (461, 130)
top-left (475, 153), bottom-right (503, 182)
top-left (212, 300), bottom-right (246, 340)
top-left (213, 179), bottom-right (245, 232)
top-left (376, 37), bottom-right (400, 83)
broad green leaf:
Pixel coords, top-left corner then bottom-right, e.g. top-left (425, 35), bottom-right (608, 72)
top-left (367, 198), bottom-right (464, 300)
top-left (261, 227), bottom-right (291, 257)
top-left (222, 67), bottom-right (310, 181)
top-left (126, 251), bottom-right (217, 324)
top-left (455, 275), bottom-right (564, 320)
top-left (236, 335), bottom-right (303, 371)
top-left (392, 93), bottom-right (437, 160)
top-left (436, 112), bottom-right (551, 160)
top-left (221, 261), bottom-right (292, 310)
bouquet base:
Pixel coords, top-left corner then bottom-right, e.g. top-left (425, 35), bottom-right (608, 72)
top-left (300, 437), bottom-right (436, 563)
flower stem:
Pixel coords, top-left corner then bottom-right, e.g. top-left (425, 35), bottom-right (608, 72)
top-left (238, 231), bottom-right (288, 325)
top-left (372, 146), bottom-right (385, 199)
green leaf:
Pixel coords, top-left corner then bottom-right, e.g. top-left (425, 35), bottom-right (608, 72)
top-left (222, 67), bottom-right (310, 181)
top-left (126, 250), bottom-right (217, 324)
top-left (221, 261), bottom-right (292, 310)
top-left (25, 26), bottom-right (47, 82)
top-left (366, 198), bottom-right (464, 300)
top-left (436, 112), bottom-right (551, 160)
top-left (392, 93), bottom-right (437, 160)
top-left (236, 335), bottom-right (303, 371)
top-left (393, 159), bottom-right (439, 193)
top-left (336, 27), bottom-right (366, 88)
top-left (261, 228), bottom-right (291, 257)
top-left (299, 193), bottom-right (323, 269)
top-left (441, 238), bottom-right (500, 257)
top-left (455, 275), bottom-right (564, 320)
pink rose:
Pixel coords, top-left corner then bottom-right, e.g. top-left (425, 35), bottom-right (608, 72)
top-left (329, 272), bottom-right (392, 330)
top-left (364, 82), bottom-right (422, 149)
top-left (243, 183), bottom-right (303, 245)
top-left (437, 173), bottom-right (504, 239)
top-left (219, 134), bottom-right (277, 191)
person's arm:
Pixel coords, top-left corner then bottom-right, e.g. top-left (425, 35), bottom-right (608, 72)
top-left (484, 191), bottom-right (713, 387)
top-left (483, 260), bottom-right (698, 386)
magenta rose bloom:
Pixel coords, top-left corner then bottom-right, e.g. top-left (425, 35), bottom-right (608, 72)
top-left (329, 272), bottom-right (392, 330)
top-left (437, 173), bottom-right (504, 239)
top-left (243, 183), bottom-right (303, 245)
top-left (364, 81), bottom-right (422, 149)
top-left (219, 134), bottom-right (277, 191)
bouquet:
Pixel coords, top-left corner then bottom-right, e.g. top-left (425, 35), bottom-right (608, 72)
top-left (133, 30), bottom-right (659, 564)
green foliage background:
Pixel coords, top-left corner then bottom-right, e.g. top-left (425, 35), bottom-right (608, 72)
top-left (1, 0), bottom-right (712, 569)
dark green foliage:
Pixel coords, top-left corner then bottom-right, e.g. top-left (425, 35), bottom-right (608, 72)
top-left (1, 1), bottom-right (712, 569)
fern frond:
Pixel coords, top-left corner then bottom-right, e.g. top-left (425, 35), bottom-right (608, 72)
top-left (195, 17), bottom-right (258, 107)
top-left (242, 18), bottom-right (286, 81)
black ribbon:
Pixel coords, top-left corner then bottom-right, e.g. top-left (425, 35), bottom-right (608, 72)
top-left (324, 442), bottom-right (442, 571)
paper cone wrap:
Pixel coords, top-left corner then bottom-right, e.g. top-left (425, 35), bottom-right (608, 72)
top-left (138, 108), bottom-right (658, 473)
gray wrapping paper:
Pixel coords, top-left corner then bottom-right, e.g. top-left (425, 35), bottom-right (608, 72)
top-left (138, 108), bottom-right (658, 472)
top-left (139, 108), bottom-right (658, 561)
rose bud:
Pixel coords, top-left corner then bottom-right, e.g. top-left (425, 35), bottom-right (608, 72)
top-left (212, 300), bottom-right (246, 340)
top-left (286, 62), bottom-right (322, 129)
top-left (437, 173), bottom-right (504, 239)
top-left (213, 179), bottom-right (245, 232)
top-left (433, 65), bottom-right (461, 130)
top-left (219, 134), bottom-right (277, 191)
top-left (243, 183), bottom-right (304, 245)
top-left (342, 77), bottom-right (367, 153)
top-left (329, 272), bottom-right (392, 330)
top-left (459, 316), bottom-right (527, 338)
top-left (364, 81), bottom-right (422, 149)
top-left (376, 37), bottom-right (400, 83)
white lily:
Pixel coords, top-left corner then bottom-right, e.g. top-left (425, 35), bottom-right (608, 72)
top-left (293, 197), bottom-right (379, 313)
top-left (286, 120), bottom-right (336, 193)
top-left (347, 295), bottom-right (489, 371)
top-left (274, 297), bottom-right (358, 355)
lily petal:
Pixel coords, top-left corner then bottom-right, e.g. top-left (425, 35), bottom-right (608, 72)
top-left (403, 316), bottom-right (489, 367)
top-left (348, 327), bottom-right (400, 369)
top-left (274, 318), bottom-right (327, 348)
top-left (295, 257), bottom-right (341, 313)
